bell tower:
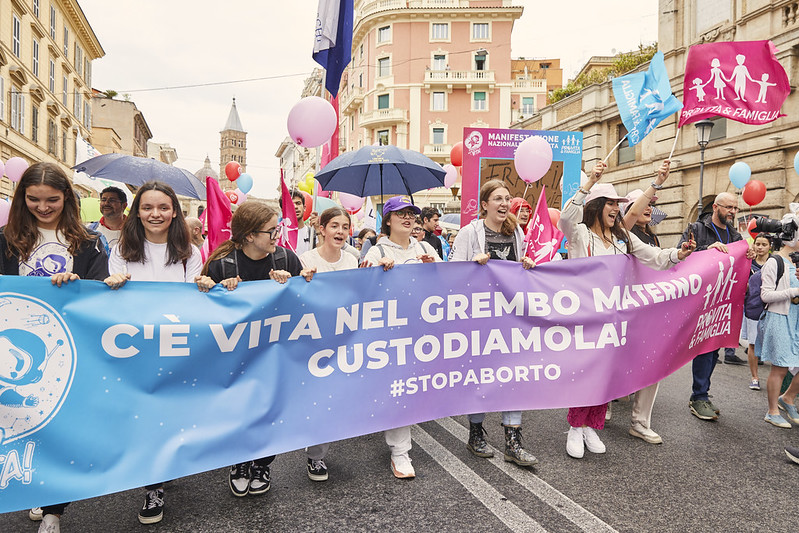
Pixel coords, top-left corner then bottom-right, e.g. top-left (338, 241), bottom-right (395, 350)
top-left (219, 98), bottom-right (247, 191)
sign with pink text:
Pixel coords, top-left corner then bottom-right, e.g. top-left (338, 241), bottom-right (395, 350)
top-left (460, 128), bottom-right (583, 228)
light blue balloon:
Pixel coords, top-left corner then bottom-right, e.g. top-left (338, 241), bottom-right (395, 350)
top-left (728, 161), bottom-right (751, 189)
top-left (236, 173), bottom-right (253, 194)
top-left (794, 151), bottom-right (799, 176)
top-left (314, 196), bottom-right (338, 213)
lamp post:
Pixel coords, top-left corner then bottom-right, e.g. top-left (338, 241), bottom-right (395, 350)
top-left (695, 119), bottom-right (714, 221)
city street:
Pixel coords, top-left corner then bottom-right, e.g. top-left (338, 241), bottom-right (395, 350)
top-left (2, 353), bottom-right (795, 532)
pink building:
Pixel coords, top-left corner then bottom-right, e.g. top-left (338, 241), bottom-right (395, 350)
top-left (338, 0), bottom-right (525, 168)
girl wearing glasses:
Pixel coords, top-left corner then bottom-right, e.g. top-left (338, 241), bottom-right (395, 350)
top-left (450, 180), bottom-right (537, 468)
top-left (201, 201), bottom-right (311, 497)
top-left (559, 162), bottom-right (695, 460)
top-left (361, 195), bottom-right (441, 479)
top-left (103, 181), bottom-right (210, 525)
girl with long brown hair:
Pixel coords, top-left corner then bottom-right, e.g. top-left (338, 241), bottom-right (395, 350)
top-left (449, 179), bottom-right (537, 468)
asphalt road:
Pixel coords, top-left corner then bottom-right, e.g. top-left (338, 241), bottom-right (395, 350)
top-left (3, 352), bottom-right (796, 533)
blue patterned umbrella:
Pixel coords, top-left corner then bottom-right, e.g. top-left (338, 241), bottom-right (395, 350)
top-left (73, 154), bottom-right (206, 200)
top-left (314, 145), bottom-right (446, 197)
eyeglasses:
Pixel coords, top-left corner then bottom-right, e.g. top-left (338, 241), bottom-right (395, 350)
top-left (253, 228), bottom-right (280, 238)
top-left (411, 228), bottom-right (422, 233)
top-left (717, 205), bottom-right (739, 211)
top-left (490, 195), bottom-right (512, 203)
top-left (393, 210), bottom-right (417, 219)
top-left (100, 198), bottom-right (122, 204)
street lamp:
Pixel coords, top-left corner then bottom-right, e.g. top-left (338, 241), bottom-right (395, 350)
top-left (695, 119), bottom-right (714, 221)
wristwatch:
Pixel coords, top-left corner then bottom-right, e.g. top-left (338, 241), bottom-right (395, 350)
top-left (650, 182), bottom-right (663, 190)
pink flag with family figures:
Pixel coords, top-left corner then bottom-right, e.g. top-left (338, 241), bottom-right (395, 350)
top-left (679, 40), bottom-right (789, 127)
top-left (525, 186), bottom-right (564, 264)
top-left (276, 170), bottom-right (298, 252)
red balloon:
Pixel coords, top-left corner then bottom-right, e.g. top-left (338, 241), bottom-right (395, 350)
top-left (742, 180), bottom-right (766, 206)
top-left (747, 218), bottom-right (758, 240)
top-left (547, 208), bottom-right (561, 227)
top-left (450, 142), bottom-right (464, 167)
top-left (225, 191), bottom-right (239, 204)
top-left (225, 161), bottom-right (242, 181)
top-left (301, 191), bottom-right (313, 220)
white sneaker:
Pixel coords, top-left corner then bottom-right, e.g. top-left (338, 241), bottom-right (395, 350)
top-left (629, 422), bottom-right (663, 444)
top-left (566, 427), bottom-right (584, 458)
top-left (390, 453), bottom-right (416, 479)
top-left (38, 514), bottom-right (60, 533)
top-left (582, 427), bottom-right (606, 454)
top-left (29, 507), bottom-right (43, 521)
top-left (605, 403), bottom-right (612, 421)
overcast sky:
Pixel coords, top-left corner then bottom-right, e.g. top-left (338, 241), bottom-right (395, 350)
top-left (78, 0), bottom-right (658, 199)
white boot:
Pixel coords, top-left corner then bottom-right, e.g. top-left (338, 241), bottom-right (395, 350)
top-left (38, 514), bottom-right (60, 533)
top-left (566, 427), bottom-right (584, 458)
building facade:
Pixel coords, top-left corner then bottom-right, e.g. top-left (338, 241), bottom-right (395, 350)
top-left (91, 94), bottom-right (152, 157)
top-left (509, 57), bottom-right (561, 124)
top-left (513, 0), bottom-right (799, 246)
top-left (219, 98), bottom-right (246, 191)
top-left (0, 0), bottom-right (103, 197)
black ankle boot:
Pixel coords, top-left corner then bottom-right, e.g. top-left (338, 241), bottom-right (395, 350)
top-left (503, 425), bottom-right (538, 466)
top-left (467, 422), bottom-right (494, 458)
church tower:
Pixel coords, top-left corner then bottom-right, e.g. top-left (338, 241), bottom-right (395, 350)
top-left (219, 98), bottom-right (247, 191)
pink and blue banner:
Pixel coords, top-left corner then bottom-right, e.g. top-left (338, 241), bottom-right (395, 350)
top-left (0, 242), bottom-right (748, 511)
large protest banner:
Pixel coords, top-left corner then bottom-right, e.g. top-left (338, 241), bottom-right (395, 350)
top-left (0, 242), bottom-right (748, 511)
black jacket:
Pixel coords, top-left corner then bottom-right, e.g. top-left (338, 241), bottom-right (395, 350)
top-left (0, 227), bottom-right (109, 280)
top-left (422, 230), bottom-right (444, 258)
top-left (678, 212), bottom-right (742, 251)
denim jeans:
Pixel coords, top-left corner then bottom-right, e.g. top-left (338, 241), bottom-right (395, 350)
top-left (691, 349), bottom-right (719, 401)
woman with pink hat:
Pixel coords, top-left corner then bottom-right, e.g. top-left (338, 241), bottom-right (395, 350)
top-left (557, 161), bottom-right (696, 459)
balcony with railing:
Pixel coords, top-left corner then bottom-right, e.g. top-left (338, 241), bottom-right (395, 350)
top-left (424, 69), bottom-right (495, 89)
top-left (512, 79), bottom-right (547, 90)
top-left (340, 86), bottom-right (364, 114)
top-left (423, 143), bottom-right (452, 159)
top-left (359, 108), bottom-right (408, 127)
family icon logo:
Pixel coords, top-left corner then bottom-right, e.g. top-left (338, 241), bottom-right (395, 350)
top-left (0, 293), bottom-right (76, 445)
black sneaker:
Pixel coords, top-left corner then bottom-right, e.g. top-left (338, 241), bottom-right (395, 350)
top-left (724, 355), bottom-right (747, 365)
top-left (138, 488), bottom-right (164, 524)
top-left (229, 461), bottom-right (251, 497)
top-left (248, 462), bottom-right (271, 495)
top-left (307, 458), bottom-right (329, 482)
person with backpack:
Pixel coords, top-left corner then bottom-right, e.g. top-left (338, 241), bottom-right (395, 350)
top-left (742, 234), bottom-right (772, 390)
top-left (201, 201), bottom-right (315, 496)
top-left (362, 196), bottom-right (441, 478)
top-left (754, 211), bottom-right (799, 428)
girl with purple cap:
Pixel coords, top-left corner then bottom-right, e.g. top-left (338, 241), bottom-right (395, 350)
top-left (558, 161), bottom-right (695, 460)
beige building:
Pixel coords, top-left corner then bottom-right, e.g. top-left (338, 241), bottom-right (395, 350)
top-left (512, 0), bottom-right (799, 246)
top-left (91, 94), bottom-right (152, 157)
top-left (509, 57), bottom-right (562, 124)
top-left (0, 0), bottom-right (103, 197)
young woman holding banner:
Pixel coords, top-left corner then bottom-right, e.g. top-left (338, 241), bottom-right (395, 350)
top-left (558, 162), bottom-right (695, 459)
top-left (201, 201), bottom-right (320, 494)
top-left (362, 195), bottom-right (441, 478)
top-left (103, 181), bottom-right (209, 525)
top-left (2, 163), bottom-right (109, 533)
top-left (449, 180), bottom-right (538, 467)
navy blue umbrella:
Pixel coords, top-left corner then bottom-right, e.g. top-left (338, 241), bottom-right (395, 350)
top-left (73, 154), bottom-right (206, 200)
top-left (314, 145), bottom-right (446, 197)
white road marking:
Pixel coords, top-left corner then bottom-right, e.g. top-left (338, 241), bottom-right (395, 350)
top-left (433, 417), bottom-right (619, 533)
top-left (411, 425), bottom-right (547, 533)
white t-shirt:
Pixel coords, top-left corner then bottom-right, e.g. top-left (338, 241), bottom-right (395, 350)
top-left (300, 248), bottom-right (358, 273)
top-left (295, 225), bottom-right (315, 256)
top-left (19, 228), bottom-right (73, 277)
top-left (108, 240), bottom-right (202, 282)
top-left (91, 222), bottom-right (122, 251)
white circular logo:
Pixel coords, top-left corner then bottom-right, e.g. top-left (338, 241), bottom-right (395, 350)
top-left (465, 131), bottom-right (483, 153)
top-left (0, 293), bottom-right (76, 444)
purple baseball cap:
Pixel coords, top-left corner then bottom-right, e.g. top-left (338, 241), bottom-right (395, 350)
top-left (383, 195), bottom-right (421, 216)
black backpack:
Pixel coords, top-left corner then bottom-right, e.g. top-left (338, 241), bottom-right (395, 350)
top-left (744, 256), bottom-right (784, 320)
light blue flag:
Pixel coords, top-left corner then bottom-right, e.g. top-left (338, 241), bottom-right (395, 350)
top-left (612, 51), bottom-right (683, 146)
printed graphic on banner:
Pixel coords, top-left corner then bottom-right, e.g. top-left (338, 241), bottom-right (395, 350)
top-left (0, 242), bottom-right (748, 512)
top-left (679, 40), bottom-right (789, 127)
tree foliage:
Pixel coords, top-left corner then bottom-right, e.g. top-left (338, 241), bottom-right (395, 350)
top-left (548, 43), bottom-right (658, 104)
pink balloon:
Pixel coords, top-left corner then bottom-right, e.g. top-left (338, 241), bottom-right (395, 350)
top-left (234, 189), bottom-right (247, 205)
top-left (338, 192), bottom-right (364, 213)
top-left (287, 96), bottom-right (337, 148)
top-left (443, 164), bottom-right (458, 188)
top-left (5, 157), bottom-right (29, 183)
top-left (316, 182), bottom-right (331, 198)
top-left (514, 136), bottom-right (553, 183)
top-left (0, 199), bottom-right (9, 226)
